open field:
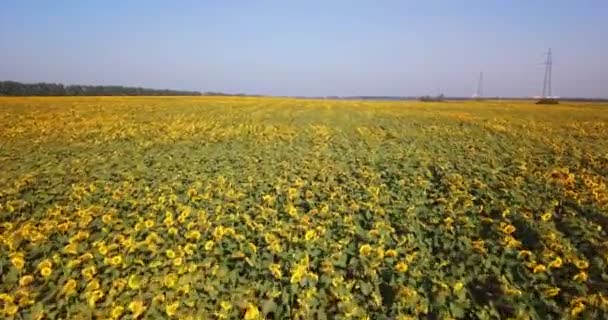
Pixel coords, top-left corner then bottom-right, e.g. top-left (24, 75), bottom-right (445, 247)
top-left (1, 97), bottom-right (607, 319)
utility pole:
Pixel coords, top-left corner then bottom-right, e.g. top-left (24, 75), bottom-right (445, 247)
top-left (541, 48), bottom-right (552, 98)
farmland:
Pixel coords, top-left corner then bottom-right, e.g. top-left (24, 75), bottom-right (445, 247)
top-left (0, 97), bottom-right (607, 319)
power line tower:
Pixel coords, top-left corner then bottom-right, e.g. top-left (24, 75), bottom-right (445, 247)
top-left (475, 71), bottom-right (483, 98)
top-left (541, 48), bottom-right (552, 98)
top-left (537, 48), bottom-right (558, 104)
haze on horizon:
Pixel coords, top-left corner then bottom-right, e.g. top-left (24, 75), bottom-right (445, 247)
top-left (1, 0), bottom-right (606, 98)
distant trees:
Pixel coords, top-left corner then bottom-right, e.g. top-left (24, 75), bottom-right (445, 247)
top-left (0, 81), bottom-right (202, 96)
top-left (419, 94), bottom-right (445, 102)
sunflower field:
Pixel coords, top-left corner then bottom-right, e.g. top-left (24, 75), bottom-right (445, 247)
top-left (0, 97), bottom-right (607, 319)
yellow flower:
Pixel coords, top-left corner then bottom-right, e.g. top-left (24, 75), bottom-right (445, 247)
top-left (87, 289), bottom-right (104, 306)
top-left (304, 230), bottom-right (316, 241)
top-left (165, 301), bottom-right (180, 317)
top-left (168, 227), bottom-right (178, 236)
top-left (548, 257), bottom-right (562, 269)
top-left (40, 266), bottom-right (52, 278)
top-left (62, 279), bottom-right (78, 296)
top-left (164, 211), bottom-right (174, 226)
top-left (244, 303), bottom-right (261, 320)
top-left (10, 253), bottom-right (25, 270)
top-left (164, 273), bottom-right (178, 288)
top-left (37, 258), bottom-right (52, 270)
top-left (153, 293), bottom-right (166, 305)
top-left (385, 249), bottom-right (398, 258)
top-left (186, 230), bottom-right (201, 241)
top-left (63, 243), bottom-right (79, 255)
top-left (111, 306), bottom-right (124, 319)
top-left (541, 212), bottom-right (552, 221)
top-left (87, 279), bottom-right (101, 291)
top-left (543, 286), bottom-right (560, 298)
top-left (471, 240), bottom-right (486, 254)
top-left (248, 242), bottom-right (257, 253)
top-left (166, 249), bottom-right (176, 259)
top-left (395, 262), bottom-right (409, 273)
top-left (144, 219), bottom-right (155, 228)
top-left (517, 250), bottom-right (532, 259)
top-left (220, 300), bottom-right (232, 311)
top-left (129, 299), bottom-right (146, 318)
top-left (110, 255), bottom-right (123, 266)
top-left (359, 244), bottom-right (372, 257)
top-left (5, 303), bottom-right (19, 316)
top-left (184, 243), bottom-right (197, 255)
top-left (204, 240), bottom-right (214, 251)
top-left (268, 241), bottom-right (282, 254)
top-left (173, 257), bottom-right (183, 267)
top-left (570, 301), bottom-right (585, 317)
top-left (532, 264), bottom-right (546, 274)
top-left (19, 275), bottom-right (34, 287)
top-left (102, 214), bottom-right (113, 224)
top-left (573, 271), bottom-right (588, 282)
top-left (453, 281), bottom-right (464, 292)
top-left (290, 255), bottom-right (310, 284)
top-left (574, 259), bottom-right (589, 270)
top-left (501, 224), bottom-right (516, 234)
top-left (0, 293), bottom-right (14, 305)
top-left (80, 252), bottom-right (94, 261)
top-left (269, 263), bottom-right (282, 279)
top-left (128, 274), bottom-right (142, 290)
top-left (82, 265), bottom-right (97, 280)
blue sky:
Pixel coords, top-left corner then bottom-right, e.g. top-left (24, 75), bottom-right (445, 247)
top-left (1, 0), bottom-right (606, 97)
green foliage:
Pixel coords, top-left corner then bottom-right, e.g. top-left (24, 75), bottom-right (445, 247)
top-left (0, 97), bottom-right (607, 319)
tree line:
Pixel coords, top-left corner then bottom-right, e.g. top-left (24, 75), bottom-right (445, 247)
top-left (0, 81), bottom-right (201, 96)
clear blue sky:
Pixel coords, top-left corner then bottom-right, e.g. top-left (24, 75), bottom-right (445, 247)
top-left (1, 0), bottom-right (606, 97)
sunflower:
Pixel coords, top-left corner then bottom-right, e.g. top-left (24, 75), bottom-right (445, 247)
top-left (359, 244), bottom-right (372, 257)
top-left (111, 306), bottom-right (124, 319)
top-left (548, 257), bottom-right (562, 269)
top-left (573, 271), bottom-right (588, 282)
top-left (501, 224), bottom-right (516, 234)
top-left (532, 264), bottom-right (546, 274)
top-left (269, 263), bottom-right (282, 279)
top-left (395, 262), bottom-right (409, 273)
top-left (453, 281), bottom-right (464, 292)
top-left (165, 301), bottom-right (180, 317)
top-left (87, 289), bottom-right (104, 306)
top-left (19, 275), bottom-right (34, 287)
top-left (10, 252), bottom-right (25, 270)
top-left (128, 274), bottom-right (142, 290)
top-left (82, 265), bottom-right (97, 280)
top-left (185, 230), bottom-right (201, 241)
top-left (128, 299), bottom-right (146, 318)
top-left (172, 257), bottom-right (183, 267)
top-left (574, 259), bottom-right (589, 270)
top-left (205, 240), bottom-right (215, 251)
top-left (164, 273), bottom-right (178, 288)
top-left (40, 267), bottom-right (52, 278)
top-left (304, 230), bottom-right (316, 241)
top-left (109, 255), bottom-right (123, 266)
top-left (570, 300), bottom-right (585, 317)
top-left (244, 303), bottom-right (261, 320)
top-left (543, 287), bottom-right (560, 298)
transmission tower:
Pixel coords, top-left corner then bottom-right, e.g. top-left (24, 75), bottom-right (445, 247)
top-left (475, 71), bottom-right (483, 98)
top-left (541, 48), bottom-right (552, 98)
